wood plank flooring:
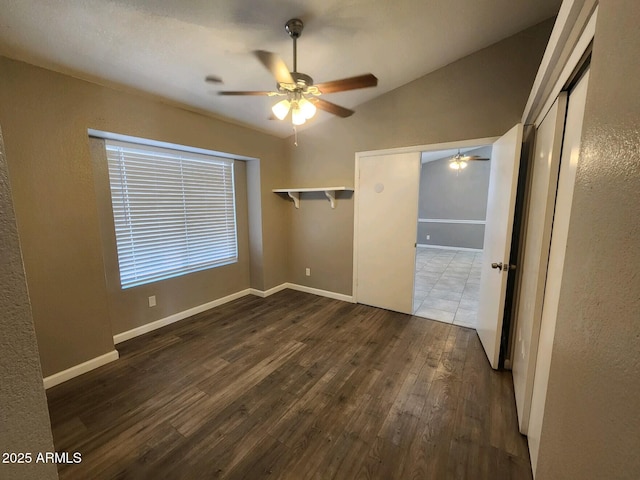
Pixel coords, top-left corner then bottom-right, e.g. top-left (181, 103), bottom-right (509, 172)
top-left (46, 289), bottom-right (532, 479)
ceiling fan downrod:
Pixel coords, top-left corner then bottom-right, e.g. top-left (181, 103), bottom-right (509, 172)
top-left (285, 18), bottom-right (303, 74)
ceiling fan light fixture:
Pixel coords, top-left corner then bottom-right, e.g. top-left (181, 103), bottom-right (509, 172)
top-left (291, 104), bottom-right (306, 125)
top-left (449, 159), bottom-right (468, 170)
top-left (272, 99), bottom-right (291, 120)
top-left (449, 149), bottom-right (470, 171)
top-left (299, 97), bottom-right (317, 119)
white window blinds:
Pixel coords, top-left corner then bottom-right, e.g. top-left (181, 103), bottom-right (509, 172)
top-left (105, 140), bottom-right (238, 289)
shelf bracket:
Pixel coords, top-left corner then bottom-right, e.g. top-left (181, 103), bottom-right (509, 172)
top-left (324, 190), bottom-right (336, 209)
top-left (273, 187), bottom-right (351, 209)
top-left (287, 191), bottom-right (300, 209)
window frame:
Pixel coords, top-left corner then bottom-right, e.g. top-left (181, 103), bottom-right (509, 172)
top-left (103, 137), bottom-right (240, 289)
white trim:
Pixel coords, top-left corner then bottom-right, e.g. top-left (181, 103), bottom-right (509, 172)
top-left (522, 0), bottom-right (598, 125)
top-left (249, 283), bottom-right (289, 298)
top-left (113, 289), bottom-right (251, 344)
top-left (88, 128), bottom-right (258, 162)
top-left (353, 154), bottom-right (362, 306)
top-left (534, 10), bottom-right (597, 128)
top-left (417, 244), bottom-right (483, 253)
top-left (285, 283), bottom-right (355, 303)
top-left (43, 350), bottom-right (119, 389)
top-left (356, 136), bottom-right (499, 158)
top-left (418, 218), bottom-right (486, 225)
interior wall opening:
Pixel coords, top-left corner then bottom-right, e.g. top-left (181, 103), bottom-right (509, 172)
top-left (413, 145), bottom-right (493, 329)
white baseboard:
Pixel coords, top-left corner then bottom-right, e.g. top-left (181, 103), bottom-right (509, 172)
top-left (417, 244), bottom-right (483, 253)
top-left (113, 288), bottom-right (252, 344)
top-left (43, 350), bottom-right (119, 389)
top-left (251, 283), bottom-right (354, 303)
top-left (249, 283), bottom-right (289, 298)
top-left (285, 283), bottom-right (355, 303)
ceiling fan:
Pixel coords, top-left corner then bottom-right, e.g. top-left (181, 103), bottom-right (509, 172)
top-left (449, 150), bottom-right (490, 170)
top-left (209, 18), bottom-right (378, 129)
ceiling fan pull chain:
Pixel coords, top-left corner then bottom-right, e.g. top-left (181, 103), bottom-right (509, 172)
top-left (294, 126), bottom-right (298, 147)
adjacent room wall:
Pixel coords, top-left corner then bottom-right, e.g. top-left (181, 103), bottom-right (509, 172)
top-left (0, 57), bottom-right (290, 377)
top-left (0, 127), bottom-right (58, 480)
top-left (535, 0), bottom-right (640, 478)
top-left (286, 19), bottom-right (555, 295)
top-left (418, 146), bottom-right (491, 249)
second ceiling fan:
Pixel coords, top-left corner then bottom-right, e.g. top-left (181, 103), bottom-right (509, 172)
top-left (211, 18), bottom-right (378, 126)
top-left (449, 150), bottom-right (490, 170)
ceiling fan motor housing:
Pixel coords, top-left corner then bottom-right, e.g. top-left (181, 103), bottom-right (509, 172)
top-left (291, 72), bottom-right (313, 88)
top-left (285, 18), bottom-right (304, 38)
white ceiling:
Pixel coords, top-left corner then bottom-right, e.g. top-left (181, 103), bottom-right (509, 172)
top-left (0, 0), bottom-right (561, 138)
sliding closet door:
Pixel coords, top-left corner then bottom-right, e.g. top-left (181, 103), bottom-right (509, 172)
top-left (528, 69), bottom-right (590, 472)
top-left (512, 93), bottom-right (568, 434)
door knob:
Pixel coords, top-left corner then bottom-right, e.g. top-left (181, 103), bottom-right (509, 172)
top-left (491, 262), bottom-right (516, 271)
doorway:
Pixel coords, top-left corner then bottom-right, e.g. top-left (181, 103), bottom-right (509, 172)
top-left (413, 146), bottom-right (492, 328)
top-left (354, 125), bottom-right (523, 369)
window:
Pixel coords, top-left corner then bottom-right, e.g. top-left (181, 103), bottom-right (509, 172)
top-left (105, 139), bottom-right (238, 289)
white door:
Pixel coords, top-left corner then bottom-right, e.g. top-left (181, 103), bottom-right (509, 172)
top-left (528, 69), bottom-right (590, 472)
top-left (355, 152), bottom-right (421, 314)
top-left (512, 94), bottom-right (567, 433)
top-left (477, 124), bottom-right (523, 369)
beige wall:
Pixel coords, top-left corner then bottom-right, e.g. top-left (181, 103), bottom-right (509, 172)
top-left (536, 0), bottom-right (640, 478)
top-left (0, 127), bottom-right (58, 480)
top-left (286, 19), bottom-right (555, 295)
top-left (0, 57), bottom-right (290, 376)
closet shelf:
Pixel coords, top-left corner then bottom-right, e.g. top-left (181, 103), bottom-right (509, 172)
top-left (272, 187), bottom-right (353, 209)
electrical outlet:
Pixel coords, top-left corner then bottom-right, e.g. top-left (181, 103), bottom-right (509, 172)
top-left (305, 268), bottom-right (311, 276)
top-left (148, 295), bottom-right (156, 307)
top-left (426, 234), bottom-right (430, 240)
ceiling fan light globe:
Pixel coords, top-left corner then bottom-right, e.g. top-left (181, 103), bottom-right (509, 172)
top-left (291, 107), bottom-right (306, 125)
top-left (460, 161), bottom-right (468, 169)
top-left (299, 97), bottom-right (317, 119)
top-left (272, 99), bottom-right (291, 120)
top-left (449, 161), bottom-right (460, 170)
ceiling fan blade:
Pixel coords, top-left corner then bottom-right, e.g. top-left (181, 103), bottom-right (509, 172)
top-left (205, 75), bottom-right (223, 84)
top-left (311, 98), bottom-right (354, 118)
top-left (254, 50), bottom-right (294, 85)
top-left (315, 74), bottom-right (378, 94)
top-left (461, 156), bottom-right (490, 161)
top-left (218, 91), bottom-right (275, 96)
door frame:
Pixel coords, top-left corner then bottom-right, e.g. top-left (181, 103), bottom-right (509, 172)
top-left (353, 136), bottom-right (499, 304)
top-left (522, 0), bottom-right (598, 125)
top-left (510, 0), bottom-right (597, 413)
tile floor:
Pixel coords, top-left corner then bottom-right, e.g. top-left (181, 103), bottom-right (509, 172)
top-left (413, 247), bottom-right (483, 329)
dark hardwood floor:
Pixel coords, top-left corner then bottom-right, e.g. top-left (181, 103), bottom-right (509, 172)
top-left (46, 289), bottom-right (532, 479)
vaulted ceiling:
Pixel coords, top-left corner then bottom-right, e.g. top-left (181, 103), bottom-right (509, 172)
top-left (0, 0), bottom-right (561, 137)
